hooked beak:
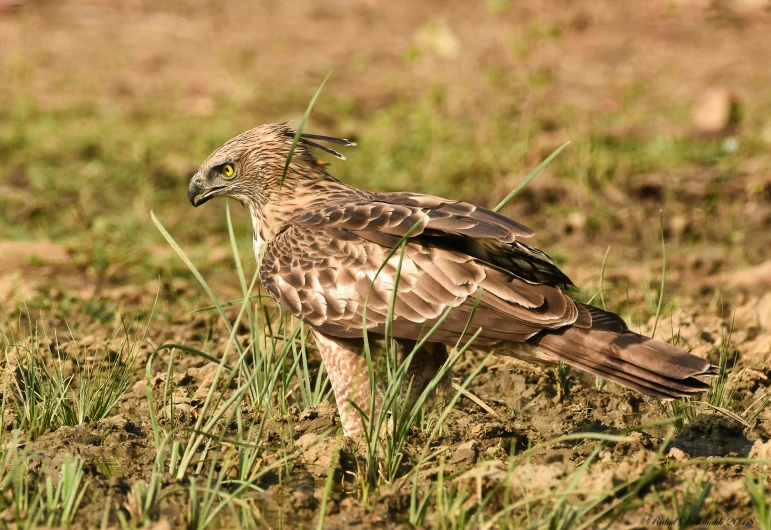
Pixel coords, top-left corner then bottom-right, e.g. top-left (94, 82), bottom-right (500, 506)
top-left (188, 173), bottom-right (227, 207)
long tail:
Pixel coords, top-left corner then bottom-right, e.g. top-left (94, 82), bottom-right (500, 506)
top-left (525, 305), bottom-right (718, 399)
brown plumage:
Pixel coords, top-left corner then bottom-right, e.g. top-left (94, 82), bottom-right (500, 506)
top-left (188, 123), bottom-right (717, 436)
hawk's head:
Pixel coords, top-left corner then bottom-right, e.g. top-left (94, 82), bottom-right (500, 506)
top-left (188, 123), bottom-right (355, 207)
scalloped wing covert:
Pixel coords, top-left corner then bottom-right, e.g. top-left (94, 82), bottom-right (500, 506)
top-left (259, 198), bottom-right (584, 346)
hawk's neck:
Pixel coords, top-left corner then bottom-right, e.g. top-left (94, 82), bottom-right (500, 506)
top-left (248, 175), bottom-right (366, 254)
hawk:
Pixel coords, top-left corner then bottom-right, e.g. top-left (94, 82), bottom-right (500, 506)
top-left (188, 123), bottom-right (717, 436)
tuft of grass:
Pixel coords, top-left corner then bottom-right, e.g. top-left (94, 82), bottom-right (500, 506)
top-left (40, 454), bottom-right (90, 528)
top-left (745, 472), bottom-right (771, 530)
top-left (554, 361), bottom-right (571, 402)
top-left (407, 428), bottom-right (669, 529)
top-left (0, 440), bottom-right (90, 529)
top-left (652, 471), bottom-right (712, 530)
top-left (1, 308), bottom-right (143, 440)
top-left (185, 451), bottom-right (265, 530)
top-left (662, 310), bottom-right (771, 434)
top-left (0, 434), bottom-right (36, 524)
top-left (662, 397), bottom-right (693, 435)
top-left (428, 457), bottom-right (471, 530)
top-left (147, 206), bottom-right (306, 527)
top-left (316, 433), bottom-right (341, 530)
top-left (118, 437), bottom-right (167, 528)
top-left (704, 312), bottom-right (738, 412)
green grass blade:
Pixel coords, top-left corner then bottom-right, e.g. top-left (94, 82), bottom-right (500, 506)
top-left (493, 141), bottom-right (570, 212)
top-left (652, 212), bottom-right (666, 338)
top-left (279, 72), bottom-right (332, 192)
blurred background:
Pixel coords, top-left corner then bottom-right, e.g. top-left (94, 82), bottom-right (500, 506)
top-left (1, 0), bottom-right (770, 334)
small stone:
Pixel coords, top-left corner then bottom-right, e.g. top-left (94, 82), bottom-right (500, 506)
top-left (147, 520), bottom-right (172, 530)
top-left (749, 439), bottom-right (771, 460)
top-left (450, 440), bottom-right (479, 465)
top-left (131, 379), bottom-right (147, 397)
top-left (340, 497), bottom-right (359, 511)
top-left (324, 499), bottom-right (339, 515)
top-left (693, 88), bottom-right (740, 135)
top-left (163, 398), bottom-right (192, 420)
top-left (757, 293), bottom-right (771, 332)
top-left (565, 211), bottom-right (586, 234)
top-left (414, 20), bottom-right (461, 59)
top-left (284, 489), bottom-right (316, 512)
top-left (295, 432), bottom-right (320, 451)
top-left (722, 136), bottom-right (740, 153)
top-left (668, 447), bottom-right (688, 460)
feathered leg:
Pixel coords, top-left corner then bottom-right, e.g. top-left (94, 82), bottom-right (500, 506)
top-left (312, 333), bottom-right (451, 436)
top-left (313, 331), bottom-right (371, 436)
top-left (396, 340), bottom-right (449, 411)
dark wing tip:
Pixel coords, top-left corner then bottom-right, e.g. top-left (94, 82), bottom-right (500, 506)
top-left (704, 364), bottom-right (720, 376)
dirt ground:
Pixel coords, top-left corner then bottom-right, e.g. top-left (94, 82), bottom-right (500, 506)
top-left (2, 0), bottom-right (771, 528)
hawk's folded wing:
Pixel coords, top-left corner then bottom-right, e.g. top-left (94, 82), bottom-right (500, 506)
top-left (259, 196), bottom-right (586, 345)
top-left (291, 192), bottom-right (573, 288)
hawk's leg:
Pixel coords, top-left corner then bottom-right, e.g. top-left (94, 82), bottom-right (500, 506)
top-left (312, 334), bottom-right (450, 437)
top-left (396, 340), bottom-right (449, 412)
top-left (312, 331), bottom-right (371, 437)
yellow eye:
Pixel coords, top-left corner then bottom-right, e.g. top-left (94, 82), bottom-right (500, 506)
top-left (222, 164), bottom-right (234, 177)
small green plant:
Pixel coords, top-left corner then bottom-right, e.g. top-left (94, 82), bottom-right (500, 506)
top-left (704, 317), bottom-right (738, 412)
top-left (40, 454), bottom-right (90, 527)
top-left (150, 211), bottom-right (299, 481)
top-left (653, 471), bottom-right (711, 530)
top-left (74, 321), bottom-right (142, 425)
top-left (3, 456), bottom-right (43, 529)
top-left (662, 397), bottom-right (694, 435)
top-left (316, 434), bottom-right (341, 530)
top-left (554, 361), bottom-right (571, 401)
top-left (431, 457), bottom-right (471, 530)
top-left (662, 310), bottom-right (771, 434)
top-left (118, 440), bottom-right (167, 528)
top-left (745, 472), bottom-right (771, 530)
top-left (0, 434), bottom-right (31, 520)
top-left (4, 319), bottom-right (75, 438)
